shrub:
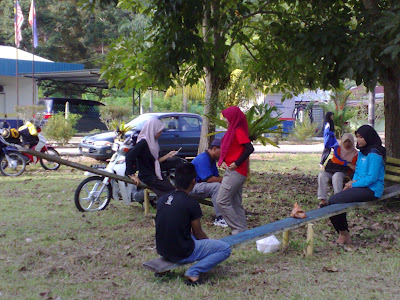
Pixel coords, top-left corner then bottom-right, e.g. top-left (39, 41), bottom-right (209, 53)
top-left (15, 105), bottom-right (45, 125)
top-left (292, 115), bottom-right (319, 141)
top-left (99, 105), bottom-right (132, 129)
top-left (42, 112), bottom-right (80, 145)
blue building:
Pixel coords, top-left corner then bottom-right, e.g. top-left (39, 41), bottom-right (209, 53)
top-left (0, 45), bottom-right (84, 127)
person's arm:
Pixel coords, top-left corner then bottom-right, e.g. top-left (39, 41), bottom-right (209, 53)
top-left (159, 151), bottom-right (178, 163)
top-left (333, 146), bottom-right (347, 166)
top-left (235, 143), bottom-right (254, 166)
top-left (191, 218), bottom-right (208, 240)
top-left (351, 153), bottom-right (384, 188)
top-left (125, 142), bottom-right (143, 176)
top-left (206, 176), bottom-right (223, 183)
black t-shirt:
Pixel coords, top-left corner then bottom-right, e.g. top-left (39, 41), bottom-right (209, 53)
top-left (155, 190), bottom-right (203, 262)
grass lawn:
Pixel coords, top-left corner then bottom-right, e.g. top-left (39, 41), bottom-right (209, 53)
top-left (0, 154), bottom-right (399, 299)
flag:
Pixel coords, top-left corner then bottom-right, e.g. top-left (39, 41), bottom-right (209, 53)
top-left (14, 0), bottom-right (24, 48)
top-left (28, 0), bottom-right (38, 48)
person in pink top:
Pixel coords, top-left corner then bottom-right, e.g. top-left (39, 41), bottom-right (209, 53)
top-left (216, 106), bottom-right (254, 235)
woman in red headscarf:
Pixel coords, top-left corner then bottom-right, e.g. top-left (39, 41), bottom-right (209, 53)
top-left (216, 106), bottom-right (254, 235)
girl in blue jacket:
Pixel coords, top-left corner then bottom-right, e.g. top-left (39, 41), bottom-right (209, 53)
top-left (319, 112), bottom-right (338, 169)
top-left (327, 125), bottom-right (386, 245)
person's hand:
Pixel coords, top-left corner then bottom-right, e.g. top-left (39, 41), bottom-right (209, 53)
top-left (228, 162), bottom-right (237, 171)
top-left (347, 163), bottom-right (356, 171)
top-left (220, 162), bottom-right (228, 169)
top-left (167, 150), bottom-right (177, 158)
top-left (128, 174), bottom-right (141, 186)
top-left (343, 180), bottom-right (355, 191)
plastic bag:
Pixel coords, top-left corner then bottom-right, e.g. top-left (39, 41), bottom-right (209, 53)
top-left (256, 235), bottom-right (281, 253)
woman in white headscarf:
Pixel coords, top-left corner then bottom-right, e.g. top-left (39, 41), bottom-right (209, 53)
top-left (317, 133), bottom-right (358, 208)
top-left (125, 118), bottom-right (178, 198)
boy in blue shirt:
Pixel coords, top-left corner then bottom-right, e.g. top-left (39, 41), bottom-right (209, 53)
top-left (190, 139), bottom-right (227, 227)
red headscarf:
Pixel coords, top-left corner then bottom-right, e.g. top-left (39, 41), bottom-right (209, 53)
top-left (218, 106), bottom-right (249, 166)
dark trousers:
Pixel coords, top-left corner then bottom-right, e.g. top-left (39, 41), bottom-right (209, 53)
top-left (320, 147), bottom-right (332, 165)
top-left (328, 187), bottom-right (377, 232)
top-left (142, 176), bottom-right (175, 199)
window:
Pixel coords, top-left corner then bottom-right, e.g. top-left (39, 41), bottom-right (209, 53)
top-left (160, 117), bottom-right (179, 131)
top-left (181, 117), bottom-right (201, 131)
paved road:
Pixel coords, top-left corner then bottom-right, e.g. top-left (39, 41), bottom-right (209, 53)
top-left (56, 143), bottom-right (324, 156)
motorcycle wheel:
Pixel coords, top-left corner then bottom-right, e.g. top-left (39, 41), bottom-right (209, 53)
top-left (40, 148), bottom-right (61, 170)
top-left (0, 152), bottom-right (26, 176)
top-left (74, 176), bottom-right (111, 212)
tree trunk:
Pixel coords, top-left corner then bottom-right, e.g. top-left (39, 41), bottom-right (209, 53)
top-left (368, 88), bottom-right (375, 128)
top-left (382, 69), bottom-right (400, 158)
top-left (198, 68), bottom-right (219, 154)
top-left (182, 86), bottom-right (188, 112)
top-left (149, 88), bottom-right (153, 112)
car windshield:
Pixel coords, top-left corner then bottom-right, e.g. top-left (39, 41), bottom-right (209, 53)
top-left (126, 114), bottom-right (158, 130)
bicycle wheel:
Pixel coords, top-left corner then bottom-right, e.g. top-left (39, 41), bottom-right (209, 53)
top-left (0, 152), bottom-right (26, 176)
top-left (74, 176), bottom-right (112, 212)
top-left (40, 148), bottom-right (61, 170)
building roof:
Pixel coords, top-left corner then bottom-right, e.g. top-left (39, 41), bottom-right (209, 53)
top-left (0, 46), bottom-right (84, 77)
top-left (0, 45), bottom-right (53, 62)
top-left (22, 69), bottom-right (108, 88)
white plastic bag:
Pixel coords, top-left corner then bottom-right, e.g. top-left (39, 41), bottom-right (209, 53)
top-left (256, 235), bottom-right (281, 253)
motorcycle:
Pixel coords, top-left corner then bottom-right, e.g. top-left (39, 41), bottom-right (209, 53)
top-left (74, 132), bottom-right (136, 212)
top-left (74, 130), bottom-right (184, 212)
top-left (0, 134), bottom-right (27, 176)
top-left (22, 133), bottom-right (61, 170)
top-left (18, 125), bottom-right (61, 171)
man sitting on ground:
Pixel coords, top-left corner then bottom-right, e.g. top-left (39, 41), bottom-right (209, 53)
top-left (155, 163), bottom-right (231, 285)
top-left (190, 138), bottom-right (228, 227)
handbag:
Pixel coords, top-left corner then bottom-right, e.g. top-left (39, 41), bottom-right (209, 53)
top-left (324, 159), bottom-right (349, 174)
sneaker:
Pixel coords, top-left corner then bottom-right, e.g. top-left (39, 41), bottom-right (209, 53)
top-left (213, 216), bottom-right (228, 228)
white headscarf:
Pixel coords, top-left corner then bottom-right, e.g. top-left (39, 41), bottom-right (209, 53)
top-left (340, 133), bottom-right (358, 162)
top-left (137, 118), bottom-right (165, 180)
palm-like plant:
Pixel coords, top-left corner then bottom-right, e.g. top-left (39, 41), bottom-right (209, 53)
top-left (320, 88), bottom-right (355, 138)
top-left (207, 103), bottom-right (284, 147)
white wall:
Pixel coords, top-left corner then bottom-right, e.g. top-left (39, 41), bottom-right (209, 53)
top-left (0, 75), bottom-right (38, 120)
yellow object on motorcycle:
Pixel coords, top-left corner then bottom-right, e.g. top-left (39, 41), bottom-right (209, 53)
top-left (18, 121), bottom-right (38, 136)
top-left (1, 128), bottom-right (20, 139)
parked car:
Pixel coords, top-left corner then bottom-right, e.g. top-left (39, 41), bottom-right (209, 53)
top-left (79, 112), bottom-right (224, 160)
top-left (38, 98), bottom-right (107, 133)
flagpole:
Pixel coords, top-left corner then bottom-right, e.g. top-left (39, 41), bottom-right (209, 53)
top-left (16, 46), bottom-right (19, 126)
top-left (32, 45), bottom-right (35, 105)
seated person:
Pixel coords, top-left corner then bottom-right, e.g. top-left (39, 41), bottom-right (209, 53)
top-left (318, 133), bottom-right (358, 208)
top-left (156, 163), bottom-right (231, 285)
top-left (327, 125), bottom-right (386, 245)
top-left (190, 138), bottom-right (227, 227)
top-left (125, 118), bottom-right (178, 198)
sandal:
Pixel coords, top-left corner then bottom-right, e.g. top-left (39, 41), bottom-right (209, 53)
top-left (184, 279), bottom-right (203, 286)
top-left (318, 200), bottom-right (328, 208)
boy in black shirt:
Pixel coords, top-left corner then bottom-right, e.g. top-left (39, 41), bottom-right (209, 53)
top-left (156, 163), bottom-right (231, 285)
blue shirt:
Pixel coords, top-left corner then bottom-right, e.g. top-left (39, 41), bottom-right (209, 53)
top-left (352, 151), bottom-right (385, 198)
top-left (191, 151), bottom-right (219, 183)
top-left (323, 123), bottom-right (338, 148)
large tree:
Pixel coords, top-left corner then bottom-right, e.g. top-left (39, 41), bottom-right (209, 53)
top-left (93, 0), bottom-right (400, 156)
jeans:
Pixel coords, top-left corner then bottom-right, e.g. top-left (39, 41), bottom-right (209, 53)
top-left (177, 237), bottom-right (231, 278)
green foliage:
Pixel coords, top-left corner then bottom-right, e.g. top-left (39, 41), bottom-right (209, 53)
top-left (320, 88), bottom-right (355, 138)
top-left (14, 105), bottom-right (45, 125)
top-left (207, 103), bottom-right (283, 147)
top-left (99, 105), bottom-right (132, 129)
top-left (219, 69), bottom-right (258, 108)
top-left (42, 112), bottom-right (80, 145)
top-left (292, 115), bottom-right (319, 142)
